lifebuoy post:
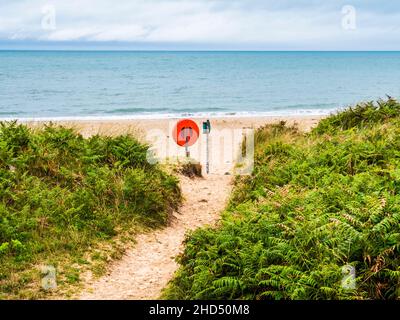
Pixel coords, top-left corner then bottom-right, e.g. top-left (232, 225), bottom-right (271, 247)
top-left (202, 120), bottom-right (211, 174)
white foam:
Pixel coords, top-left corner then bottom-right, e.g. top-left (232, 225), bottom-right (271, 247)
top-left (0, 109), bottom-right (336, 122)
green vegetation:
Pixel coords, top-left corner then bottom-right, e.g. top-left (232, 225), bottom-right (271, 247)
top-left (0, 122), bottom-right (181, 298)
top-left (164, 99), bottom-right (400, 300)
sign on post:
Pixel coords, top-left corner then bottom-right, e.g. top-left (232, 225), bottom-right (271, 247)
top-left (202, 120), bottom-right (211, 174)
top-left (202, 119), bottom-right (211, 134)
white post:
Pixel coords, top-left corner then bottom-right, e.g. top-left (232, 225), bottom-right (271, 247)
top-left (203, 120), bottom-right (211, 174)
top-left (206, 131), bottom-right (209, 174)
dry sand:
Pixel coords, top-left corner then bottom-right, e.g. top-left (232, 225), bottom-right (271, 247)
top-left (27, 115), bottom-right (322, 137)
top-left (78, 174), bottom-right (233, 300)
top-left (28, 115), bottom-right (323, 175)
top-left (29, 115), bottom-right (322, 299)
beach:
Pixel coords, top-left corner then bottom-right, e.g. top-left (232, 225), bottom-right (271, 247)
top-left (26, 115), bottom-right (323, 135)
top-left (26, 115), bottom-right (324, 174)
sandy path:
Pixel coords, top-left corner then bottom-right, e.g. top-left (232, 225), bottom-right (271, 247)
top-left (78, 174), bottom-right (232, 300)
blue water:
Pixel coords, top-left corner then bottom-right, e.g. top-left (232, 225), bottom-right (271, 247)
top-left (1, 51), bottom-right (400, 119)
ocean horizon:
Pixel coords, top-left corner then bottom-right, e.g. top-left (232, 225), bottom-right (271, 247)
top-left (1, 50), bottom-right (400, 120)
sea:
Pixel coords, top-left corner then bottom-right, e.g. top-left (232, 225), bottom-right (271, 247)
top-left (1, 51), bottom-right (400, 120)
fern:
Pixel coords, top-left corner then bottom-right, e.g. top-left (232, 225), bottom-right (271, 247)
top-left (164, 98), bottom-right (400, 300)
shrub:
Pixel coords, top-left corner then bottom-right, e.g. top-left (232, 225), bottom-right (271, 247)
top-left (0, 122), bottom-right (181, 298)
top-left (164, 98), bottom-right (400, 300)
top-left (312, 97), bottom-right (400, 135)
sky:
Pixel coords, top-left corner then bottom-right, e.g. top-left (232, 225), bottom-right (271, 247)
top-left (0, 0), bottom-right (399, 50)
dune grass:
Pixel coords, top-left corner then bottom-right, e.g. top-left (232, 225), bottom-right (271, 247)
top-left (163, 98), bottom-right (400, 300)
top-left (0, 122), bottom-right (181, 299)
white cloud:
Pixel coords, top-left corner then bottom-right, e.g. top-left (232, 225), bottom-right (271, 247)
top-left (0, 0), bottom-right (399, 49)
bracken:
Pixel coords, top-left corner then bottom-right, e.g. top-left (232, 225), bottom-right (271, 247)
top-left (164, 98), bottom-right (400, 300)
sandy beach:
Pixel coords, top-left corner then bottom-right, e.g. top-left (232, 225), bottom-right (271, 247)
top-left (26, 115), bottom-right (323, 136)
top-left (26, 115), bottom-right (324, 175)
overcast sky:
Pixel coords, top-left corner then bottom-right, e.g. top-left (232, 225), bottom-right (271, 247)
top-left (0, 0), bottom-right (399, 50)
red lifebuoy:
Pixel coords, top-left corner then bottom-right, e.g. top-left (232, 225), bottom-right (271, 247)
top-left (172, 119), bottom-right (200, 147)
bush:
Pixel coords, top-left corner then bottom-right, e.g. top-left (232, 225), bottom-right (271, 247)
top-left (0, 122), bottom-right (181, 298)
top-left (164, 98), bottom-right (400, 300)
top-left (312, 97), bottom-right (400, 135)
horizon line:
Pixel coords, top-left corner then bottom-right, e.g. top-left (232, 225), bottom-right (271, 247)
top-left (1, 49), bottom-right (400, 52)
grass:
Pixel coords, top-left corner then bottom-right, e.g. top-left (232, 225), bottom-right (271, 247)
top-left (0, 122), bottom-right (181, 299)
top-left (163, 98), bottom-right (400, 300)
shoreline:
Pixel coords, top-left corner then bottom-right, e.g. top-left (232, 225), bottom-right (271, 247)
top-left (0, 112), bottom-right (332, 123)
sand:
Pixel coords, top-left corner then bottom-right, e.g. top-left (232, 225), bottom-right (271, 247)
top-left (78, 174), bottom-right (233, 300)
top-left (27, 115), bottom-right (322, 137)
top-left (28, 115), bottom-right (323, 175)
